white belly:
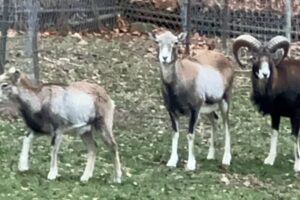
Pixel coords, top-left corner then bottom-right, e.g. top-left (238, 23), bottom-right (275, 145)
top-left (200, 103), bottom-right (219, 114)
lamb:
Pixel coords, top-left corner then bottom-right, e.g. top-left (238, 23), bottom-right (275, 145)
top-left (232, 34), bottom-right (300, 172)
top-left (0, 67), bottom-right (122, 182)
top-left (149, 31), bottom-right (235, 170)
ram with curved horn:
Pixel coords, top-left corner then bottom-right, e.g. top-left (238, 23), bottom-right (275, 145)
top-left (233, 34), bottom-right (300, 172)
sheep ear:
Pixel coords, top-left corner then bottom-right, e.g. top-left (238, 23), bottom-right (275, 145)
top-left (8, 67), bottom-right (16, 74)
top-left (177, 32), bottom-right (187, 42)
top-left (148, 32), bottom-right (157, 42)
top-left (10, 69), bottom-right (20, 84)
top-left (0, 67), bottom-right (17, 81)
top-left (272, 49), bottom-right (285, 65)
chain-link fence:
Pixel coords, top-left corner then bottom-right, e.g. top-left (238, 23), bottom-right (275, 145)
top-left (0, 0), bottom-right (299, 80)
top-left (123, 0), bottom-right (298, 49)
top-left (0, 0), bottom-right (121, 80)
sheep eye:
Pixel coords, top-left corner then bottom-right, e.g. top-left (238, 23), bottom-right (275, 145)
top-left (174, 42), bottom-right (179, 45)
top-left (250, 56), bottom-right (258, 63)
top-left (1, 83), bottom-right (8, 89)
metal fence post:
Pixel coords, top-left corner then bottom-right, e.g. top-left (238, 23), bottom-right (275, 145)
top-left (32, 22), bottom-right (39, 83)
top-left (27, 0), bottom-right (40, 83)
top-left (221, 0), bottom-right (229, 53)
top-left (0, 0), bottom-right (10, 74)
top-left (284, 0), bottom-right (292, 42)
top-left (182, 0), bottom-right (191, 55)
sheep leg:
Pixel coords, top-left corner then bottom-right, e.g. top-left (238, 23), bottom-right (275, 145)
top-left (80, 130), bottom-right (97, 182)
top-left (291, 114), bottom-right (300, 172)
top-left (18, 132), bottom-right (35, 171)
top-left (293, 136), bottom-right (300, 172)
top-left (99, 124), bottom-right (122, 183)
top-left (264, 115), bottom-right (280, 165)
top-left (166, 112), bottom-right (179, 167)
top-left (47, 130), bottom-right (63, 180)
top-left (186, 108), bottom-right (200, 171)
top-left (220, 100), bottom-right (231, 165)
top-left (207, 113), bottom-right (217, 160)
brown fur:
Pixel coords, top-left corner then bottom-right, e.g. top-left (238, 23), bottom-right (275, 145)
top-left (18, 76), bottom-right (66, 93)
top-left (17, 76), bottom-right (111, 105)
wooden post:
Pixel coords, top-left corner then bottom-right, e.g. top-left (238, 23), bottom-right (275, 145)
top-left (284, 0), bottom-right (292, 42)
top-left (0, 0), bottom-right (10, 74)
top-left (221, 0), bottom-right (229, 53)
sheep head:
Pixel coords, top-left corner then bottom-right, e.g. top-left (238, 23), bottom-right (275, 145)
top-left (233, 35), bottom-right (290, 80)
top-left (149, 31), bottom-right (187, 64)
top-left (0, 67), bottom-right (21, 101)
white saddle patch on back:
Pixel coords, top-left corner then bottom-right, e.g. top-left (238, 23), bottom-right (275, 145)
top-left (51, 89), bottom-right (96, 126)
top-left (196, 66), bottom-right (225, 102)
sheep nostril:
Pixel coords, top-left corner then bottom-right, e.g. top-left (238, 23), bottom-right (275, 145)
top-left (162, 56), bottom-right (167, 61)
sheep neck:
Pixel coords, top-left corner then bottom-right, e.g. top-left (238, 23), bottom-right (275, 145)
top-left (160, 59), bottom-right (183, 86)
top-left (15, 77), bottom-right (42, 113)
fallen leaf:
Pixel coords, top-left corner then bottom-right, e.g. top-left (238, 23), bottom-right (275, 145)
top-left (243, 180), bottom-right (250, 187)
top-left (78, 39), bottom-right (88, 45)
top-left (71, 32), bottom-right (82, 40)
top-left (220, 174), bottom-right (230, 185)
top-left (7, 29), bottom-right (17, 38)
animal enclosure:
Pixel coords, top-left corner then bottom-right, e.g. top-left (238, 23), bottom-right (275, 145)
top-left (0, 0), bottom-right (298, 80)
top-left (0, 0), bottom-right (299, 199)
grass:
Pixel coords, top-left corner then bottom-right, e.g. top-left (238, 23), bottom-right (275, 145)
top-left (0, 34), bottom-right (300, 199)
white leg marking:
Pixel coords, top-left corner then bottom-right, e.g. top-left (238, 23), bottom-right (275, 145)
top-left (186, 134), bottom-right (196, 171)
top-left (294, 136), bottom-right (300, 172)
top-left (47, 132), bottom-right (63, 180)
top-left (113, 150), bottom-right (122, 183)
top-left (18, 132), bottom-right (34, 171)
top-left (80, 132), bottom-right (97, 182)
top-left (100, 125), bottom-right (122, 183)
top-left (207, 114), bottom-right (217, 160)
top-left (167, 131), bottom-right (179, 167)
top-left (264, 129), bottom-right (278, 165)
top-left (220, 100), bottom-right (231, 165)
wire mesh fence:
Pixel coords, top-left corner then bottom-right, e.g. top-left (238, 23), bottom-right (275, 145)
top-left (123, 0), bottom-right (299, 47)
top-left (123, 0), bottom-right (299, 39)
top-left (0, 0), bottom-right (121, 80)
top-left (0, 0), bottom-right (300, 80)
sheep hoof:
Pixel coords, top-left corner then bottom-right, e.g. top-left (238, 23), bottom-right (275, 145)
top-left (222, 153), bottom-right (231, 166)
top-left (112, 170), bottom-right (122, 184)
top-left (113, 176), bottom-right (122, 184)
top-left (294, 159), bottom-right (300, 172)
top-left (185, 158), bottom-right (196, 171)
top-left (264, 154), bottom-right (276, 165)
top-left (80, 171), bottom-right (93, 182)
top-left (80, 174), bottom-right (91, 182)
top-left (47, 171), bottom-right (58, 180)
top-left (166, 155), bottom-right (178, 167)
top-left (18, 163), bottom-right (29, 172)
top-left (206, 148), bottom-right (215, 160)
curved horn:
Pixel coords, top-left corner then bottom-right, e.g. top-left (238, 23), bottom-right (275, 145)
top-left (267, 36), bottom-right (290, 65)
top-left (232, 34), bottom-right (262, 68)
